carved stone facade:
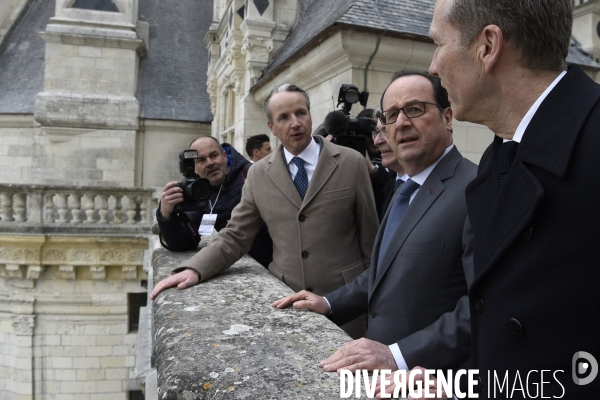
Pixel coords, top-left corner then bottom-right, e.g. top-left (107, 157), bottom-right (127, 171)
top-left (0, 234), bottom-right (149, 399)
top-left (205, 0), bottom-right (296, 150)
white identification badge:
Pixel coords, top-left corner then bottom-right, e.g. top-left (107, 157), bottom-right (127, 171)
top-left (198, 214), bottom-right (217, 236)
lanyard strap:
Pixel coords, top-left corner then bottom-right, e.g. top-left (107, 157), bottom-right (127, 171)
top-left (208, 182), bottom-right (224, 214)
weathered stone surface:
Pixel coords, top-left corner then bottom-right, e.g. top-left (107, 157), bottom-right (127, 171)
top-left (153, 247), bottom-right (366, 399)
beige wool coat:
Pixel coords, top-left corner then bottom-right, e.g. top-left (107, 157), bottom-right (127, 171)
top-left (179, 137), bottom-right (379, 298)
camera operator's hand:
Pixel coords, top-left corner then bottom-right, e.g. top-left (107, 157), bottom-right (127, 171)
top-left (160, 181), bottom-right (184, 219)
top-left (150, 268), bottom-right (199, 300)
top-left (364, 151), bottom-right (377, 174)
top-left (271, 290), bottom-right (331, 315)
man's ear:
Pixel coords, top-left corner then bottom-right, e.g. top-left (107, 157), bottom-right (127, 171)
top-left (443, 107), bottom-right (453, 133)
top-left (477, 24), bottom-right (504, 74)
top-left (252, 148), bottom-right (260, 159)
top-left (267, 121), bottom-right (274, 134)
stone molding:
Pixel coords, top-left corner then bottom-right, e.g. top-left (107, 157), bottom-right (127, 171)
top-left (11, 314), bottom-right (35, 336)
top-left (34, 92), bottom-right (140, 130)
top-left (0, 235), bottom-right (148, 282)
top-left (39, 29), bottom-right (146, 57)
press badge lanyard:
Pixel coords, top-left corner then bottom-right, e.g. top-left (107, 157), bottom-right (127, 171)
top-left (198, 182), bottom-right (223, 235)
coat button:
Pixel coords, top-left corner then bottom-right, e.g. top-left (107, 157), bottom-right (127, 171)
top-left (370, 310), bottom-right (377, 318)
top-left (474, 298), bottom-right (485, 313)
top-left (507, 318), bottom-right (523, 337)
top-left (298, 214), bottom-right (306, 222)
top-left (521, 226), bottom-right (533, 241)
top-left (301, 251), bottom-right (309, 259)
top-left (306, 287), bottom-right (313, 292)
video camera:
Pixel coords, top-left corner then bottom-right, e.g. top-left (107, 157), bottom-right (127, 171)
top-left (320, 84), bottom-right (376, 155)
top-left (173, 149), bottom-right (212, 214)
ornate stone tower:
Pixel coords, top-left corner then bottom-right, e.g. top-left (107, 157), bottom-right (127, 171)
top-left (205, 0), bottom-right (297, 151)
top-left (34, 0), bottom-right (148, 187)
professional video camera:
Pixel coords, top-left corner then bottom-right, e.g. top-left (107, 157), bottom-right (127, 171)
top-left (320, 84), bottom-right (376, 155)
top-left (173, 149), bottom-right (212, 214)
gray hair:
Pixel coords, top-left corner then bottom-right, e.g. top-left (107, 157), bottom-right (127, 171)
top-left (444, 0), bottom-right (572, 71)
top-left (263, 84), bottom-right (311, 123)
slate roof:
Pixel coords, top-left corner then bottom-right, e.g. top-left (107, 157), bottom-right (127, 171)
top-left (567, 36), bottom-right (600, 69)
top-left (258, 0), bottom-right (599, 86)
top-left (0, 0), bottom-right (214, 122)
top-left (136, 0), bottom-right (213, 122)
top-left (259, 0), bottom-right (436, 84)
top-left (0, 0), bottom-right (51, 114)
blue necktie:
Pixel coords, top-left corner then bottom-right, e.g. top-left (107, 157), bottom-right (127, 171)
top-left (292, 157), bottom-right (309, 200)
top-left (377, 179), bottom-right (420, 269)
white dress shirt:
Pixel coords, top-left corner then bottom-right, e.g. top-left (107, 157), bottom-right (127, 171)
top-left (506, 70), bottom-right (566, 144)
top-left (283, 137), bottom-right (320, 183)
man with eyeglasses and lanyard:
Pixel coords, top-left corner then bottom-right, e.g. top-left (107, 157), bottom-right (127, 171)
top-left (274, 70), bottom-right (476, 375)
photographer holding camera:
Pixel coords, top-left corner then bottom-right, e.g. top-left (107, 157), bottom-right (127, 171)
top-left (157, 136), bottom-right (273, 267)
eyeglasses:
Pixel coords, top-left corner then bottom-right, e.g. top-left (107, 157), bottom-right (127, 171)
top-left (379, 101), bottom-right (443, 125)
top-left (372, 129), bottom-right (386, 141)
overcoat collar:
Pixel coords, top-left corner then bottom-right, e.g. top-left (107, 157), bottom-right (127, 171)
top-left (467, 65), bottom-right (600, 286)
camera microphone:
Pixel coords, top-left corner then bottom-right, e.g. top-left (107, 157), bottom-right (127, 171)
top-left (323, 111), bottom-right (349, 138)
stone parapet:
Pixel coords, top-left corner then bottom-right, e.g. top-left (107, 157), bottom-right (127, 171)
top-left (0, 183), bottom-right (156, 235)
top-left (152, 247), bottom-right (364, 399)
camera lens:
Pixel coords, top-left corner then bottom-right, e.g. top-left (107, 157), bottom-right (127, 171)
top-left (188, 179), bottom-right (211, 201)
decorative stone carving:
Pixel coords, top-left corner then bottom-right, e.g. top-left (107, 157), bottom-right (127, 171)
top-left (6, 264), bottom-right (23, 279)
top-left (100, 249), bottom-right (126, 263)
top-left (225, 47), bottom-right (243, 70)
top-left (26, 265), bottom-right (43, 280)
top-left (42, 248), bottom-right (67, 262)
top-left (11, 315), bottom-right (35, 336)
top-left (128, 249), bottom-right (144, 263)
top-left (122, 265), bottom-right (137, 280)
top-left (90, 265), bottom-right (106, 280)
top-left (24, 248), bottom-right (39, 263)
top-left (69, 248), bottom-right (94, 263)
top-left (56, 265), bottom-right (76, 280)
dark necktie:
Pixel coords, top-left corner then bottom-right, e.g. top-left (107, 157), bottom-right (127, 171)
top-left (393, 178), bottom-right (404, 193)
top-left (498, 141), bottom-right (519, 188)
top-left (292, 157), bottom-right (309, 199)
top-left (377, 179), bottom-right (420, 269)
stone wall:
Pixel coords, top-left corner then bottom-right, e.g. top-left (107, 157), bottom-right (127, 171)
top-left (0, 235), bottom-right (149, 399)
top-left (152, 247), bottom-right (371, 399)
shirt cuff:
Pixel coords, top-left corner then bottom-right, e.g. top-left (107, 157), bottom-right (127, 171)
top-left (388, 343), bottom-right (409, 371)
top-left (323, 297), bottom-right (333, 316)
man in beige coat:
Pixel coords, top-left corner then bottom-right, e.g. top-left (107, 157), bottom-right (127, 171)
top-left (151, 83), bottom-right (379, 338)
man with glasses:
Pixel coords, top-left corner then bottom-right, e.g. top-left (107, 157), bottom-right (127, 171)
top-left (371, 111), bottom-right (406, 220)
top-left (274, 70), bottom-right (476, 373)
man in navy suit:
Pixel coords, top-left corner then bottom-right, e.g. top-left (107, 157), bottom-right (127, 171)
top-left (419, 0), bottom-right (600, 398)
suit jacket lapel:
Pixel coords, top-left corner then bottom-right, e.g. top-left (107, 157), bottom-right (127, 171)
top-left (301, 137), bottom-right (339, 208)
top-left (266, 145), bottom-right (302, 209)
top-left (370, 147), bottom-right (462, 296)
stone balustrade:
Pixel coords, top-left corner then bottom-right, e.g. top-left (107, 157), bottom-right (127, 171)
top-left (152, 247), bottom-right (370, 399)
top-left (0, 183), bottom-right (157, 234)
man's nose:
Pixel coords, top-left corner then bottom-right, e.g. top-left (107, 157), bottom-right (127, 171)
top-left (395, 111), bottom-right (413, 131)
top-left (429, 54), bottom-right (439, 77)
